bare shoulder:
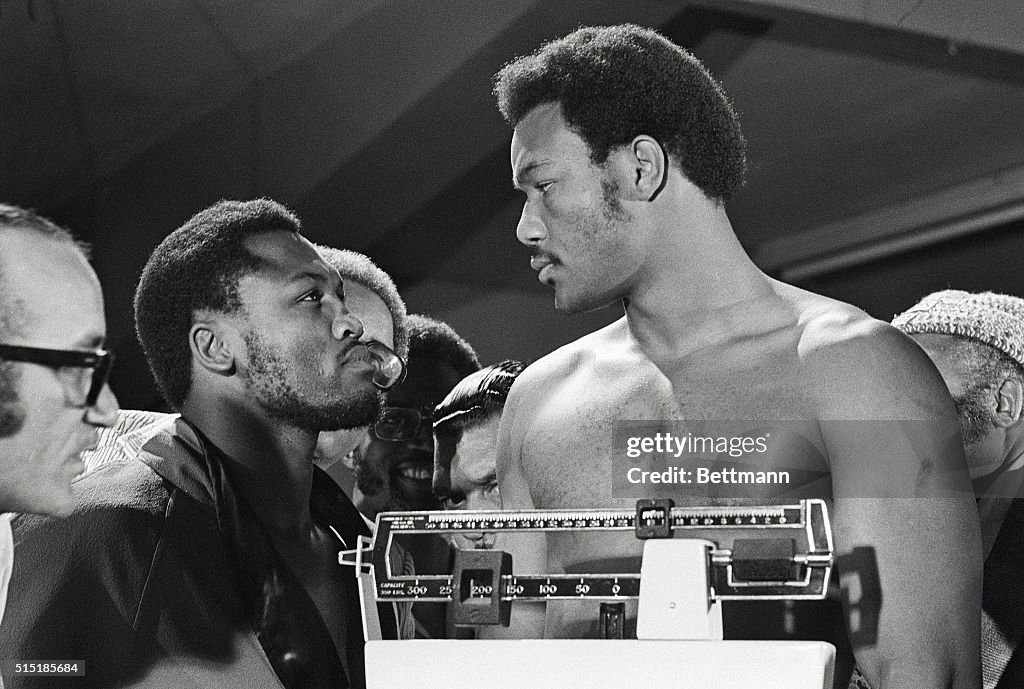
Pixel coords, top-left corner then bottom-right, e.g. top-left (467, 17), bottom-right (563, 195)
top-left (506, 317), bottom-right (627, 408)
top-left (498, 318), bottom-right (628, 478)
top-left (783, 286), bottom-right (951, 420)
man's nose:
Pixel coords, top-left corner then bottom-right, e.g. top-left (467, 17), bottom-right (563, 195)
top-left (516, 201), bottom-right (547, 246)
top-left (332, 303), bottom-right (365, 341)
top-left (465, 491), bottom-right (499, 513)
top-left (85, 383), bottom-right (120, 428)
top-left (404, 424), bottom-right (434, 453)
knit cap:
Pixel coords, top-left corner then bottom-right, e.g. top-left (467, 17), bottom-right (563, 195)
top-left (892, 290), bottom-right (1024, 369)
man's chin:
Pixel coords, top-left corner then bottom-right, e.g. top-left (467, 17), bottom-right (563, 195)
top-left (554, 291), bottom-right (619, 315)
top-left (307, 389), bottom-right (382, 432)
top-left (553, 288), bottom-right (583, 314)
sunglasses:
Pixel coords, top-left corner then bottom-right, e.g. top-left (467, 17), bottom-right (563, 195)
top-left (365, 341), bottom-right (407, 391)
top-left (373, 405), bottom-right (434, 442)
top-left (0, 344), bottom-right (114, 407)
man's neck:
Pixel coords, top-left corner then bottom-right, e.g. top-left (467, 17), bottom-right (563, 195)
top-left (182, 395), bottom-right (318, 538)
top-left (622, 204), bottom-right (776, 360)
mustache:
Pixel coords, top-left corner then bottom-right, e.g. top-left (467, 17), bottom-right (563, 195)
top-left (388, 449), bottom-right (434, 468)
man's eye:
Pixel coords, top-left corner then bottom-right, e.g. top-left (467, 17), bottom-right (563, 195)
top-left (299, 290), bottom-right (323, 303)
top-left (536, 181), bottom-right (553, 193)
top-left (484, 482), bottom-right (499, 496)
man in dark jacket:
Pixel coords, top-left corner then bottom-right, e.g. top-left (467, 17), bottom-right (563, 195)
top-left (0, 199), bottom-right (406, 688)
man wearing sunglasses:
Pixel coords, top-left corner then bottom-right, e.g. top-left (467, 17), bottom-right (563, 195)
top-left (0, 205), bottom-right (120, 686)
top-left (0, 199), bottom-right (408, 689)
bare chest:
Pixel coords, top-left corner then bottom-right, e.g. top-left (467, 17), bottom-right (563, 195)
top-left (520, 352), bottom-right (824, 511)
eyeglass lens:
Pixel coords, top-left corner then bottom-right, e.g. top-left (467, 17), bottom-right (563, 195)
top-left (365, 341), bottom-right (406, 390)
top-left (85, 350), bottom-right (114, 406)
top-left (374, 407), bottom-right (431, 441)
top-left (0, 344), bottom-right (113, 408)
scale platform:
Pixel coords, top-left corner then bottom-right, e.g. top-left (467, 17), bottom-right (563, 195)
top-left (367, 639), bottom-right (835, 689)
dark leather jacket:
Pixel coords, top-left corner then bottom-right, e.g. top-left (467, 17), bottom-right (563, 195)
top-left (0, 417), bottom-right (400, 689)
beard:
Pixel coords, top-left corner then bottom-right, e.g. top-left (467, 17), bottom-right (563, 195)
top-left (242, 331), bottom-right (380, 431)
top-left (555, 177), bottom-right (633, 315)
top-left (953, 381), bottom-right (995, 445)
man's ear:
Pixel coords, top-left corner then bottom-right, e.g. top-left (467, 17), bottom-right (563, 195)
top-left (993, 377), bottom-right (1024, 428)
top-left (629, 135), bottom-right (668, 202)
top-left (342, 447), bottom-right (359, 470)
top-left (189, 320), bottom-right (235, 376)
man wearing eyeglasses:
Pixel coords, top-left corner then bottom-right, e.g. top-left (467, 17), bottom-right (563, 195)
top-left (347, 314), bottom-right (479, 639)
top-left (0, 199), bottom-right (408, 689)
top-left (0, 205), bottom-right (120, 517)
top-left (349, 314), bottom-right (480, 520)
top-left (0, 204), bottom-right (120, 686)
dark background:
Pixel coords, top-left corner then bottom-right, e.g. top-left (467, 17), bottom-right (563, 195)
top-left (2, 0), bottom-right (1023, 410)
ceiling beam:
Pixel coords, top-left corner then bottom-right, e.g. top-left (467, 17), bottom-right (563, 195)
top-left (754, 163), bottom-right (1024, 280)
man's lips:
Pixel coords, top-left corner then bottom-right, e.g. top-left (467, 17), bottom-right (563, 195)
top-left (530, 252), bottom-right (559, 283)
top-left (73, 429), bottom-right (100, 462)
top-left (530, 253), bottom-right (555, 272)
top-left (66, 432), bottom-right (94, 477)
top-left (339, 341), bottom-right (374, 367)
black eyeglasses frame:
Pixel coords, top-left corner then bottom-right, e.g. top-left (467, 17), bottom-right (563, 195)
top-left (0, 343), bottom-right (114, 407)
top-left (372, 405), bottom-right (435, 442)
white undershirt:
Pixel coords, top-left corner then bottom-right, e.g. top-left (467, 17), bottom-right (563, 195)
top-left (0, 513), bottom-right (12, 622)
top-left (0, 513), bottom-right (12, 689)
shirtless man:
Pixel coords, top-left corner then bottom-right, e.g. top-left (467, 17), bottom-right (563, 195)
top-left (491, 25), bottom-right (981, 689)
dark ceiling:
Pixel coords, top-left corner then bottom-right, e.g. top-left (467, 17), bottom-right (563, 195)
top-left (2, 0), bottom-right (1023, 409)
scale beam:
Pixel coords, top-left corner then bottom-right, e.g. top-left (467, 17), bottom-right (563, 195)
top-left (339, 499), bottom-right (833, 605)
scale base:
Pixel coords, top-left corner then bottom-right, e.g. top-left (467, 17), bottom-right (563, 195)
top-left (366, 639), bottom-right (835, 689)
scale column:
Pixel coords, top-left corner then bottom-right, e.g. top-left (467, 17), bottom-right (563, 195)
top-left (636, 538), bottom-right (723, 640)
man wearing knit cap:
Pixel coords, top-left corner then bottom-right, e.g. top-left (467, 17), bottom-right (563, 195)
top-left (894, 290), bottom-right (1024, 689)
